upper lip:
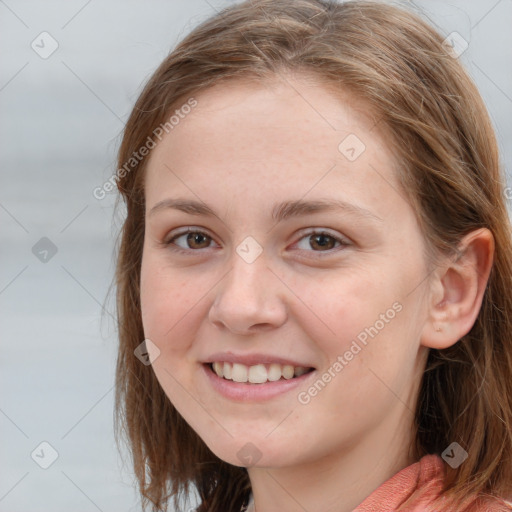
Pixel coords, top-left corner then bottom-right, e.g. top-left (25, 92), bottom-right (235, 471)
top-left (203, 352), bottom-right (315, 368)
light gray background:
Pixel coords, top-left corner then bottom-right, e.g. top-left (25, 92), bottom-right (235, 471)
top-left (1, 1), bottom-right (511, 511)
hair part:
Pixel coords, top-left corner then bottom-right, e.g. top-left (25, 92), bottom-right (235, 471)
top-left (112, 1), bottom-right (512, 510)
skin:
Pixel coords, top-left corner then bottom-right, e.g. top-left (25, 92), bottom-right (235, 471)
top-left (139, 74), bottom-right (494, 512)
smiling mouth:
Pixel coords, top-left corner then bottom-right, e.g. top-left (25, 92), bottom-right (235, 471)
top-left (207, 361), bottom-right (315, 384)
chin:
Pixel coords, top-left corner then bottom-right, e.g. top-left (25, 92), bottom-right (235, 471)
top-left (201, 434), bottom-right (296, 469)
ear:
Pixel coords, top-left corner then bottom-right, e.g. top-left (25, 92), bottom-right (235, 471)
top-left (421, 228), bottom-right (495, 350)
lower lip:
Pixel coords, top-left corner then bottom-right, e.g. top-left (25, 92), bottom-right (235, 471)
top-left (202, 363), bottom-right (316, 402)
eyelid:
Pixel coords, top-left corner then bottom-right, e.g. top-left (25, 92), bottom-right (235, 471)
top-left (163, 227), bottom-right (219, 252)
top-left (291, 228), bottom-right (351, 255)
top-left (164, 226), bottom-right (351, 255)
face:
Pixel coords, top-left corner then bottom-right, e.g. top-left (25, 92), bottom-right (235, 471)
top-left (140, 76), bottom-right (432, 470)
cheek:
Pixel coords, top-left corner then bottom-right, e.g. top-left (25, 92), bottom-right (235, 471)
top-left (292, 269), bottom-right (400, 349)
top-left (140, 254), bottom-right (198, 354)
top-left (299, 266), bottom-right (422, 391)
top-left (140, 257), bottom-right (205, 412)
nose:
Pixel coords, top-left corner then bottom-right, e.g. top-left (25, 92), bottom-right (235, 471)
top-left (208, 250), bottom-right (288, 335)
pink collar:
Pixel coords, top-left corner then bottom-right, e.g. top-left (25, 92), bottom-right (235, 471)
top-left (354, 454), bottom-right (446, 511)
top-left (243, 454), bottom-right (511, 511)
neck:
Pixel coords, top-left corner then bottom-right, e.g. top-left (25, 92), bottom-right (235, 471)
top-left (246, 405), bottom-right (416, 512)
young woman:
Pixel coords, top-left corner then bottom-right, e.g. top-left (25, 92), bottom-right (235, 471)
top-left (112, 1), bottom-right (512, 510)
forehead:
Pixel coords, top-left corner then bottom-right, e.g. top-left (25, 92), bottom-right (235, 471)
top-left (167, 75), bottom-right (382, 148)
top-left (143, 75), bottom-right (404, 215)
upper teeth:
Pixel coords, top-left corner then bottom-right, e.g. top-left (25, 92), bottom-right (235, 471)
top-left (211, 362), bottom-right (310, 383)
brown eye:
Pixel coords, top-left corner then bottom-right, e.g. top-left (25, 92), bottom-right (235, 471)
top-left (166, 229), bottom-right (214, 251)
top-left (309, 233), bottom-right (337, 251)
top-left (185, 232), bottom-right (211, 249)
top-left (294, 230), bottom-right (349, 255)
top-left (165, 228), bottom-right (349, 256)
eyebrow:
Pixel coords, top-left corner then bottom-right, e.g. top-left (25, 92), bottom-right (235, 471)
top-left (148, 197), bottom-right (383, 223)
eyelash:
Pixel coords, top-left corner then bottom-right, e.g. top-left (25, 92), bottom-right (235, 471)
top-left (163, 227), bottom-right (350, 257)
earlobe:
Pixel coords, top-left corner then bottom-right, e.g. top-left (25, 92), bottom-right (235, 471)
top-left (421, 228), bottom-right (494, 350)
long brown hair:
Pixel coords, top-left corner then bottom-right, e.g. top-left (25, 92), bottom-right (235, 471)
top-left (111, 1), bottom-right (512, 510)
